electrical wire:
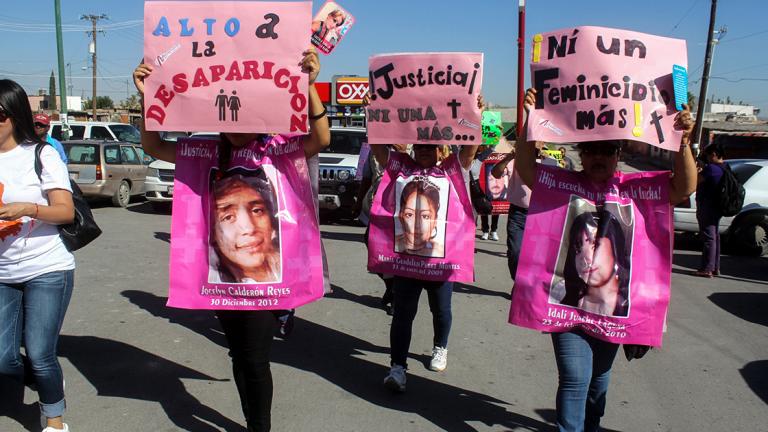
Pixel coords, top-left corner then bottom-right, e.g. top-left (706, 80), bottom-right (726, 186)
top-left (669, 0), bottom-right (700, 35)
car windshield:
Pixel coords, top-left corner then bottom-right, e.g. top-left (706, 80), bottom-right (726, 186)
top-left (322, 131), bottom-right (366, 155)
top-left (63, 144), bottom-right (99, 164)
top-left (110, 124), bottom-right (141, 144)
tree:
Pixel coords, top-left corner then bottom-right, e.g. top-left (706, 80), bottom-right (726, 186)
top-left (83, 96), bottom-right (114, 109)
top-left (49, 71), bottom-right (57, 111)
top-left (118, 93), bottom-right (142, 110)
top-left (687, 91), bottom-right (696, 111)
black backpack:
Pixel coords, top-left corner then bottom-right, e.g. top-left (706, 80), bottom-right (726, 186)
top-left (34, 143), bottom-right (102, 251)
top-left (718, 164), bottom-right (745, 217)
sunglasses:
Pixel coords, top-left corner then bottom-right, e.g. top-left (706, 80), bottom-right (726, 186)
top-left (34, 122), bottom-right (49, 128)
top-left (581, 146), bottom-right (619, 157)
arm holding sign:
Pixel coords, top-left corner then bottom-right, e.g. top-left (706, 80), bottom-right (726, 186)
top-left (492, 150), bottom-right (515, 179)
top-left (668, 105), bottom-right (697, 205)
top-left (514, 88), bottom-right (542, 189)
top-left (457, 95), bottom-right (487, 170)
top-left (133, 63), bottom-right (177, 163)
top-left (301, 48), bottom-right (331, 159)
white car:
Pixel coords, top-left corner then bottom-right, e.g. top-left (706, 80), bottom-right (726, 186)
top-left (674, 159), bottom-right (768, 256)
top-left (144, 159), bottom-right (176, 211)
top-left (51, 121), bottom-right (141, 144)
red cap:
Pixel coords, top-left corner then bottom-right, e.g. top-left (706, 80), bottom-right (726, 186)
top-left (33, 113), bottom-right (50, 125)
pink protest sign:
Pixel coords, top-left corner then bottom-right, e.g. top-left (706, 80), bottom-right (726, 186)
top-left (527, 26), bottom-right (687, 152)
top-left (509, 165), bottom-right (672, 346)
top-left (143, 1), bottom-right (311, 133)
top-left (479, 153), bottom-right (511, 215)
top-left (311, 1), bottom-right (354, 55)
top-left (367, 152), bottom-right (475, 282)
top-left (168, 136), bottom-right (324, 310)
top-left (366, 53), bottom-right (484, 145)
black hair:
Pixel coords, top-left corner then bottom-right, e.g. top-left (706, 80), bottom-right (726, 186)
top-left (561, 210), bottom-right (630, 316)
top-left (702, 142), bottom-right (726, 159)
top-left (0, 79), bottom-right (44, 146)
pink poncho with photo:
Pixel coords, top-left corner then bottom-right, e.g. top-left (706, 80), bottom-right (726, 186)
top-left (367, 152), bottom-right (475, 282)
top-left (509, 165), bottom-right (672, 346)
top-left (168, 135), bottom-right (324, 310)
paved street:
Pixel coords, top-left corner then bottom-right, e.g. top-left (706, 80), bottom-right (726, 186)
top-left (1, 200), bottom-right (766, 432)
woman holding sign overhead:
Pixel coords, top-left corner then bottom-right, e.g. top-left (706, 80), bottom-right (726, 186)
top-left (133, 47), bottom-right (329, 432)
top-left (367, 94), bottom-right (483, 393)
top-left (513, 87), bottom-right (697, 432)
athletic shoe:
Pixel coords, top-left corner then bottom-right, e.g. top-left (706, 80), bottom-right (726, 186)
top-left (490, 232), bottom-right (499, 241)
top-left (429, 346), bottom-right (448, 372)
top-left (42, 424), bottom-right (69, 432)
top-left (383, 365), bottom-right (406, 393)
top-left (481, 232), bottom-right (489, 240)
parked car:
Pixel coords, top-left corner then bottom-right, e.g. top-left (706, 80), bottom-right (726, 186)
top-left (674, 159), bottom-right (768, 256)
top-left (318, 127), bottom-right (366, 218)
top-left (144, 159), bottom-right (176, 211)
top-left (62, 140), bottom-right (149, 207)
top-left (50, 121), bottom-right (142, 144)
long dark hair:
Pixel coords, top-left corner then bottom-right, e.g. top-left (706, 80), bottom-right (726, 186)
top-left (562, 210), bottom-right (630, 316)
top-left (0, 79), bottom-right (43, 146)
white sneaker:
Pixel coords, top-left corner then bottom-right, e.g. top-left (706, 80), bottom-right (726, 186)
top-left (383, 364), bottom-right (406, 393)
top-left (490, 232), bottom-right (499, 241)
top-left (42, 424), bottom-right (69, 432)
top-left (429, 346), bottom-right (448, 371)
top-left (481, 232), bottom-right (489, 240)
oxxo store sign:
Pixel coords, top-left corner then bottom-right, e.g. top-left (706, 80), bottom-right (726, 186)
top-left (333, 76), bottom-right (369, 105)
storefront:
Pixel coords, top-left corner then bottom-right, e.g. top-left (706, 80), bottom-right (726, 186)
top-left (315, 75), bottom-right (369, 128)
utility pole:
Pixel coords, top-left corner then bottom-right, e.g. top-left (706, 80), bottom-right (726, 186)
top-left (516, 0), bottom-right (526, 138)
top-left (55, 0), bottom-right (70, 139)
top-left (692, 0), bottom-right (725, 151)
top-left (81, 13), bottom-right (107, 121)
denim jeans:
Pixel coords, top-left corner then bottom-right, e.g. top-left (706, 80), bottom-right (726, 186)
top-left (217, 310), bottom-right (278, 432)
top-left (551, 330), bottom-right (620, 432)
top-left (0, 270), bottom-right (74, 418)
top-left (390, 277), bottom-right (453, 368)
top-left (506, 205), bottom-right (528, 279)
top-left (697, 205), bottom-right (721, 272)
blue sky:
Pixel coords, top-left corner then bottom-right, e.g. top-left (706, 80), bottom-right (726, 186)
top-left (1, 0), bottom-right (766, 115)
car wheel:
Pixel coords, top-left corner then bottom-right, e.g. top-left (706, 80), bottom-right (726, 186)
top-left (112, 180), bottom-right (131, 208)
top-left (731, 212), bottom-right (768, 257)
top-left (151, 201), bottom-right (172, 213)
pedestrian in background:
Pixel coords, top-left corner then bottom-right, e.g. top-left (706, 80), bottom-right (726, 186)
top-left (470, 145), bottom-right (500, 241)
top-left (32, 114), bottom-right (67, 164)
top-left (492, 140), bottom-right (557, 279)
top-left (695, 143), bottom-right (726, 278)
top-left (0, 79), bottom-right (76, 432)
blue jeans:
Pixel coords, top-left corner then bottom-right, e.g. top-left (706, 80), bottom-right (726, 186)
top-left (0, 270), bottom-right (74, 418)
top-left (506, 205), bottom-right (528, 279)
top-left (551, 330), bottom-right (620, 432)
top-left (390, 277), bottom-right (453, 368)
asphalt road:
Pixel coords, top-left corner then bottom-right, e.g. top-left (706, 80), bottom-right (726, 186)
top-left (1, 199), bottom-right (766, 432)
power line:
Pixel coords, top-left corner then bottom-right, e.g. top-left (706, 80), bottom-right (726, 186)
top-left (718, 29), bottom-right (768, 44)
top-left (669, 0), bottom-right (700, 34)
top-left (708, 76), bottom-right (768, 82)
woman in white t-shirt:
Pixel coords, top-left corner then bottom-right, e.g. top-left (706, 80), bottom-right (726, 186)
top-left (0, 79), bottom-right (75, 432)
